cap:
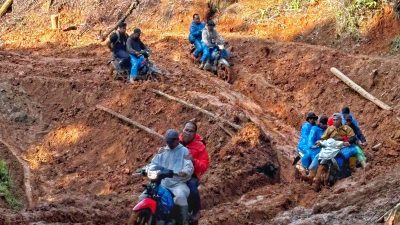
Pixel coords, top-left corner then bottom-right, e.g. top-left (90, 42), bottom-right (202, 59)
top-left (306, 112), bottom-right (318, 120)
top-left (165, 129), bottom-right (179, 140)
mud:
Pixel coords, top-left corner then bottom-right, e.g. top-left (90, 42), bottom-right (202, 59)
top-left (0, 31), bottom-right (399, 225)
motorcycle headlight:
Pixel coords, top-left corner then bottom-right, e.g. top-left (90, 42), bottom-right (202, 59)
top-left (147, 170), bottom-right (159, 180)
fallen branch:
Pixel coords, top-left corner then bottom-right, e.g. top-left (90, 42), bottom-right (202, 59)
top-left (150, 89), bottom-right (242, 130)
top-left (96, 105), bottom-right (164, 140)
top-left (218, 123), bottom-right (234, 137)
top-left (0, 0), bottom-right (13, 17)
top-left (100, 0), bottom-right (140, 41)
top-left (330, 67), bottom-right (393, 111)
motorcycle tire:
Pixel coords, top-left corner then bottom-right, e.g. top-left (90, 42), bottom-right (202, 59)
top-left (127, 209), bottom-right (154, 225)
top-left (217, 63), bottom-right (233, 84)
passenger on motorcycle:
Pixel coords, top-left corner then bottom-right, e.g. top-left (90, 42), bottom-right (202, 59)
top-left (344, 114), bottom-right (367, 168)
top-left (142, 129), bottom-right (194, 225)
top-left (320, 113), bottom-right (362, 164)
top-left (297, 112), bottom-right (318, 157)
top-left (200, 20), bottom-right (229, 69)
top-left (179, 121), bottom-right (209, 223)
top-left (340, 106), bottom-right (360, 129)
top-left (127, 28), bottom-right (149, 83)
top-left (107, 22), bottom-right (130, 70)
top-left (189, 14), bottom-right (205, 61)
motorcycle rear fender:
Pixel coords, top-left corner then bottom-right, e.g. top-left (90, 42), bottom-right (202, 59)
top-left (218, 58), bottom-right (230, 67)
top-left (133, 198), bottom-right (157, 214)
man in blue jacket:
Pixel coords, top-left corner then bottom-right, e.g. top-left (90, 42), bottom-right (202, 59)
top-left (189, 13), bottom-right (205, 62)
top-left (301, 115), bottom-right (328, 170)
top-left (297, 112), bottom-right (318, 156)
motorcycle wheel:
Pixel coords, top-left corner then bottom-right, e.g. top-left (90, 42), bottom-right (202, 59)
top-left (217, 63), bottom-right (233, 84)
top-left (127, 209), bottom-right (153, 225)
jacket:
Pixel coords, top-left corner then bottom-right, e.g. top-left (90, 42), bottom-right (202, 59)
top-left (202, 28), bottom-right (224, 47)
top-left (297, 122), bottom-right (314, 152)
top-left (189, 22), bottom-right (205, 43)
top-left (179, 134), bottom-right (209, 180)
top-left (149, 144), bottom-right (194, 188)
top-left (108, 31), bottom-right (128, 53)
top-left (126, 36), bottom-right (146, 56)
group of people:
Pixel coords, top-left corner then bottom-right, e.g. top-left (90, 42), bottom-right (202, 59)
top-left (141, 121), bottom-right (210, 225)
top-left (107, 22), bottom-right (149, 83)
top-left (188, 14), bottom-right (229, 69)
top-left (296, 107), bottom-right (367, 183)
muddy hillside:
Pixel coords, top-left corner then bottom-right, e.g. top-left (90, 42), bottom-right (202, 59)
top-left (0, 0), bottom-right (399, 224)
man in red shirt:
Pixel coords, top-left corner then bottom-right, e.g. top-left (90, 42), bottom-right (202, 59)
top-left (179, 121), bottom-right (210, 222)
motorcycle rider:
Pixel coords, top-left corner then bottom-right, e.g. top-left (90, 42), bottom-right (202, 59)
top-left (179, 121), bottom-right (209, 223)
top-left (126, 28), bottom-right (148, 83)
top-left (200, 20), bottom-right (228, 70)
top-left (189, 13), bottom-right (205, 61)
top-left (145, 129), bottom-right (194, 225)
top-left (107, 21), bottom-right (130, 70)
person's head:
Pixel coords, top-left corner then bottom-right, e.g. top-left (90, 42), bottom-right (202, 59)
top-left (344, 114), bottom-right (353, 126)
top-left (318, 115), bottom-right (328, 129)
top-left (132, 28), bottom-right (141, 38)
top-left (165, 129), bottom-right (180, 149)
top-left (332, 113), bottom-right (342, 128)
top-left (341, 106), bottom-right (350, 115)
top-left (193, 13), bottom-right (201, 24)
top-left (182, 121), bottom-right (197, 144)
top-left (306, 112), bottom-right (318, 125)
top-left (206, 20), bottom-right (215, 31)
top-left (117, 22), bottom-right (127, 33)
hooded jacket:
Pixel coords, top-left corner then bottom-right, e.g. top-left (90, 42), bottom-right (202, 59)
top-left (189, 22), bottom-right (205, 43)
top-left (179, 133), bottom-right (209, 180)
top-left (149, 143), bottom-right (194, 188)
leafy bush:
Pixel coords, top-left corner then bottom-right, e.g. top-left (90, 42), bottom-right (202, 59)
top-left (0, 160), bottom-right (22, 209)
top-left (391, 36), bottom-right (400, 52)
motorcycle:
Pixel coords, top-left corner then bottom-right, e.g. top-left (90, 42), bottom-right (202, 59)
top-left (189, 44), bottom-right (234, 84)
top-left (128, 166), bottom-right (197, 225)
top-left (109, 50), bottom-right (161, 82)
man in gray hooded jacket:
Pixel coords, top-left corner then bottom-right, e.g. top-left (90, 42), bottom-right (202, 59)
top-left (146, 129), bottom-right (194, 225)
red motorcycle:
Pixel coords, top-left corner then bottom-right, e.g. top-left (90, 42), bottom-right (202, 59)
top-left (128, 166), bottom-right (196, 225)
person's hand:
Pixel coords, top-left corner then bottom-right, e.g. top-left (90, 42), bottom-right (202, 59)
top-left (343, 142), bottom-right (350, 147)
top-left (158, 147), bottom-right (166, 153)
top-left (361, 142), bottom-right (367, 147)
top-left (177, 171), bottom-right (187, 177)
top-left (185, 154), bottom-right (193, 161)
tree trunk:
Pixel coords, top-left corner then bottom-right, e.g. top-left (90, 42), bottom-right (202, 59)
top-left (330, 67), bottom-right (393, 111)
top-left (0, 0), bottom-right (13, 17)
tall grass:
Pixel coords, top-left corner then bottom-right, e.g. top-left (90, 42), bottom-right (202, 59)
top-left (0, 160), bottom-right (22, 209)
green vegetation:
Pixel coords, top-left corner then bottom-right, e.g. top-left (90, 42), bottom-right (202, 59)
top-left (390, 36), bottom-right (400, 52)
top-left (333, 0), bottom-right (381, 37)
top-left (0, 160), bottom-right (22, 209)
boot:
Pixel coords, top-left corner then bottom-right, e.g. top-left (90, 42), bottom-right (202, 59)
top-left (198, 63), bottom-right (204, 69)
top-left (179, 206), bottom-right (189, 225)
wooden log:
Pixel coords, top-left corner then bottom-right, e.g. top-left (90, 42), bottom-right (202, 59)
top-left (0, 0), bottom-right (13, 17)
top-left (100, 0), bottom-right (140, 41)
top-left (330, 67), bottom-right (393, 111)
top-left (51, 14), bottom-right (60, 30)
top-left (150, 89), bottom-right (242, 130)
top-left (96, 105), bottom-right (164, 140)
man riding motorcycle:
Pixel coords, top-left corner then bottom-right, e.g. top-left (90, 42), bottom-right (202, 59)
top-left (188, 14), bottom-right (205, 62)
top-left (140, 129), bottom-right (194, 225)
top-left (107, 22), bottom-right (130, 71)
top-left (179, 121), bottom-right (209, 223)
top-left (200, 20), bottom-right (229, 70)
top-left (127, 28), bottom-right (149, 83)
